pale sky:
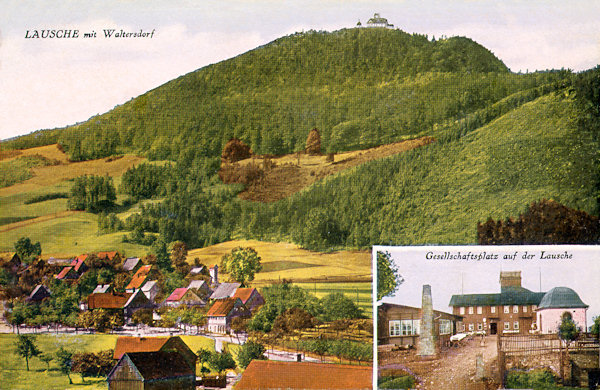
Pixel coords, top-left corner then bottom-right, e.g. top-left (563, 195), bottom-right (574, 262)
top-left (1, 0), bottom-right (600, 140)
top-left (375, 245), bottom-right (600, 331)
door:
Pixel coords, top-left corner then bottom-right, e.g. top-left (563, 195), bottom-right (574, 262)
top-left (490, 322), bottom-right (497, 335)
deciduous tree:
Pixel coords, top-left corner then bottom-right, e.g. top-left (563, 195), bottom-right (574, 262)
top-left (220, 247), bottom-right (262, 287)
top-left (15, 334), bottom-right (41, 371)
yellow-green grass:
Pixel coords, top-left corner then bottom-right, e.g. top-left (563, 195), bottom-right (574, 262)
top-left (0, 181), bottom-right (72, 221)
top-left (186, 240), bottom-right (371, 283)
top-left (1, 333), bottom-right (217, 389)
top-left (293, 282), bottom-right (373, 317)
top-left (0, 333), bottom-right (117, 390)
top-left (0, 212), bottom-right (150, 257)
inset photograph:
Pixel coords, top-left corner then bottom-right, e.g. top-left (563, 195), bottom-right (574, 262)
top-left (375, 246), bottom-right (600, 390)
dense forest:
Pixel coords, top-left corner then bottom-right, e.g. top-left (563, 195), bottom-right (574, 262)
top-left (3, 27), bottom-right (600, 250)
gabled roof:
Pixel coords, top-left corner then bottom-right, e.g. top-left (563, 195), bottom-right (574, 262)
top-left (188, 280), bottom-right (208, 290)
top-left (97, 251), bottom-right (119, 260)
top-left (126, 265), bottom-right (152, 290)
top-left (141, 280), bottom-right (157, 292)
top-left (449, 286), bottom-right (546, 307)
top-left (88, 292), bottom-right (132, 309)
top-left (110, 352), bottom-right (194, 381)
top-left (122, 257), bottom-right (141, 271)
top-left (235, 361), bottom-right (373, 390)
top-left (189, 266), bottom-right (205, 275)
top-left (75, 254), bottom-right (88, 263)
top-left (209, 282), bottom-right (240, 300)
top-left (123, 289), bottom-right (149, 308)
top-left (27, 285), bottom-right (50, 301)
top-left (233, 288), bottom-right (258, 304)
top-left (538, 287), bottom-right (588, 309)
top-left (166, 288), bottom-right (189, 302)
top-left (47, 257), bottom-right (73, 265)
top-left (113, 336), bottom-right (171, 360)
top-left (93, 284), bottom-right (111, 294)
top-left (70, 258), bottom-right (86, 272)
top-left (55, 266), bottom-right (76, 280)
top-left (207, 297), bottom-right (241, 317)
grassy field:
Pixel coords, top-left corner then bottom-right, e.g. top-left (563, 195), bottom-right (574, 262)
top-left (0, 333), bottom-right (217, 389)
top-left (186, 239), bottom-right (371, 283)
top-left (293, 281), bottom-right (372, 317)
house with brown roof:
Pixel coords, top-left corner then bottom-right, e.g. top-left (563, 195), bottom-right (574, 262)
top-left (206, 297), bottom-right (249, 334)
top-left (235, 360), bottom-right (373, 390)
top-left (233, 287), bottom-right (264, 311)
top-left (97, 251), bottom-right (121, 264)
top-left (70, 254), bottom-right (89, 273)
top-left (107, 351), bottom-right (195, 390)
top-left (87, 290), bottom-right (152, 321)
top-left (126, 265), bottom-right (153, 291)
top-left (113, 336), bottom-right (196, 371)
top-left (164, 287), bottom-right (205, 308)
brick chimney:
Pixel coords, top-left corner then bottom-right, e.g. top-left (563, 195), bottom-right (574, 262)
top-left (500, 271), bottom-right (521, 288)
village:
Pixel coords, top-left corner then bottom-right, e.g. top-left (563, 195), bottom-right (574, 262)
top-left (378, 270), bottom-right (600, 389)
top-left (0, 245), bottom-right (373, 389)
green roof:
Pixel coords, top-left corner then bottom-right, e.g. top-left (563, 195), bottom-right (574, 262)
top-left (449, 286), bottom-right (545, 306)
top-left (538, 287), bottom-right (588, 309)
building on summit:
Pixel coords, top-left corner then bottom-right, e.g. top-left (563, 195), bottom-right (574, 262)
top-left (536, 287), bottom-right (588, 334)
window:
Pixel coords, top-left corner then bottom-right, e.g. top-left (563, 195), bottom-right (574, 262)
top-left (491, 306), bottom-right (496, 314)
top-left (390, 320), bottom-right (420, 336)
top-left (523, 306), bottom-right (528, 313)
top-left (439, 319), bottom-right (451, 335)
top-left (504, 306), bottom-right (510, 314)
top-left (468, 307), bottom-right (474, 314)
top-left (459, 307), bottom-right (465, 315)
top-left (477, 306), bottom-right (482, 314)
top-left (513, 305), bottom-right (519, 313)
top-left (477, 323), bottom-right (483, 331)
top-left (460, 324), bottom-right (465, 332)
top-left (514, 321), bottom-right (519, 330)
top-left (532, 305), bottom-right (537, 311)
top-left (468, 323), bottom-right (474, 331)
top-left (504, 322), bottom-right (510, 330)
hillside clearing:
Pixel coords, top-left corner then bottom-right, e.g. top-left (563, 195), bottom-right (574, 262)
top-left (225, 136), bottom-right (434, 201)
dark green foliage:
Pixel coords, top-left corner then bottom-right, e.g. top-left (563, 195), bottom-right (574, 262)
top-left (23, 192), bottom-right (69, 204)
top-left (98, 212), bottom-right (124, 233)
top-left (152, 240), bottom-right (171, 271)
top-left (591, 316), bottom-right (600, 338)
top-left (320, 292), bottom-right (364, 321)
top-left (379, 375), bottom-right (416, 389)
top-left (14, 237), bottom-right (41, 264)
top-left (272, 307), bottom-right (314, 334)
top-left (247, 282), bottom-right (322, 332)
top-left (285, 338), bottom-right (372, 362)
top-left (15, 334), bottom-right (41, 371)
top-left (505, 369), bottom-right (558, 389)
top-left (220, 247), bottom-right (262, 287)
top-left (207, 351), bottom-right (236, 374)
top-left (558, 314), bottom-right (580, 345)
top-left (71, 350), bottom-right (114, 380)
top-left (377, 251), bottom-right (402, 301)
top-left (477, 199), bottom-right (600, 244)
top-left (119, 163), bottom-right (176, 200)
top-left (55, 347), bottom-right (74, 384)
top-left (236, 341), bottom-right (266, 369)
top-left (67, 175), bottom-right (116, 212)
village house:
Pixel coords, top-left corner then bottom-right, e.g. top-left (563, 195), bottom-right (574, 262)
top-left (188, 265), bottom-right (205, 276)
top-left (235, 360), bottom-right (373, 390)
top-left (536, 286), bottom-right (588, 334)
top-left (209, 282), bottom-right (241, 300)
top-left (206, 297), bottom-right (249, 334)
top-left (126, 264), bottom-right (153, 291)
top-left (87, 289), bottom-right (152, 321)
top-left (92, 284), bottom-right (111, 294)
top-left (449, 271), bottom-right (546, 335)
top-left (46, 257), bottom-right (73, 266)
top-left (378, 302), bottom-right (462, 348)
top-left (26, 285), bottom-right (51, 302)
top-left (233, 287), bottom-right (264, 312)
top-left (122, 257), bottom-right (141, 272)
top-left (187, 279), bottom-right (211, 298)
top-left (54, 266), bottom-right (78, 280)
top-left (163, 287), bottom-right (205, 308)
top-left (107, 352), bottom-right (195, 390)
top-left (141, 280), bottom-right (159, 302)
top-left (113, 336), bottom-right (196, 371)
top-left (97, 251), bottom-right (122, 264)
top-left (70, 254), bottom-right (89, 273)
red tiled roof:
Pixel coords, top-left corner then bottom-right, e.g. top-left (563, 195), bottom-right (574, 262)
top-left (72, 254), bottom-right (88, 264)
top-left (113, 336), bottom-right (170, 360)
top-left (166, 288), bottom-right (188, 302)
top-left (97, 251), bottom-right (118, 260)
top-left (207, 297), bottom-right (239, 317)
top-left (235, 361), bottom-right (373, 390)
top-left (233, 288), bottom-right (257, 304)
top-left (126, 265), bottom-right (152, 290)
top-left (70, 258), bottom-right (85, 272)
top-left (55, 267), bottom-right (74, 280)
top-left (88, 293), bottom-right (132, 309)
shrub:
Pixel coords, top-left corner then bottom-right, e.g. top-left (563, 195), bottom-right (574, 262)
top-left (222, 138), bottom-right (252, 163)
top-left (305, 128), bottom-right (321, 155)
top-left (505, 368), bottom-right (558, 389)
top-left (379, 375), bottom-right (416, 389)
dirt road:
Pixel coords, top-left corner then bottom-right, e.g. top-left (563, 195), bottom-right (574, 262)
top-left (380, 336), bottom-right (499, 389)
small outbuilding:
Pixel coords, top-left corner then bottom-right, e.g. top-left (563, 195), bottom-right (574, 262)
top-left (536, 286), bottom-right (588, 334)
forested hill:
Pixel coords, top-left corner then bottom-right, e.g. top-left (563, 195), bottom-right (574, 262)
top-left (5, 28), bottom-right (523, 160)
